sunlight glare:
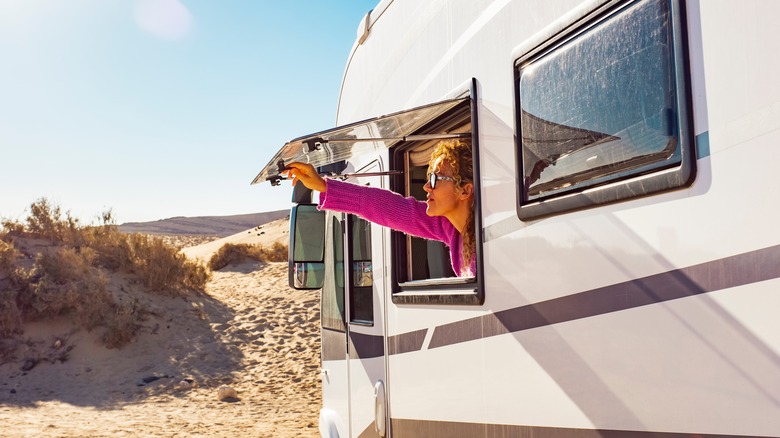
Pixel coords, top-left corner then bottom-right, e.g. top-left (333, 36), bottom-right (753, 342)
top-left (134, 0), bottom-right (194, 41)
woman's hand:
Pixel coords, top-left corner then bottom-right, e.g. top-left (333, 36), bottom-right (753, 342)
top-left (284, 162), bottom-right (327, 193)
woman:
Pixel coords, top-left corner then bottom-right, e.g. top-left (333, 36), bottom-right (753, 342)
top-left (285, 140), bottom-right (476, 277)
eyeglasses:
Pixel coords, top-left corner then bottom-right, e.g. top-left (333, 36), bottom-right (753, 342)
top-left (427, 172), bottom-right (457, 189)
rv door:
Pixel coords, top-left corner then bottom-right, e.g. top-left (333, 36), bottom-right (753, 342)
top-left (253, 91), bottom-right (478, 438)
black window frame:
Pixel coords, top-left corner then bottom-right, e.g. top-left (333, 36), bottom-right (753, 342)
top-left (389, 79), bottom-right (485, 306)
top-left (514, 0), bottom-right (695, 220)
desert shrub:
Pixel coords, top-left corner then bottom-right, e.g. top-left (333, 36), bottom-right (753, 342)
top-left (0, 239), bottom-right (19, 275)
top-left (0, 287), bottom-right (22, 338)
top-left (209, 243), bottom-right (260, 270)
top-left (102, 301), bottom-right (143, 349)
top-left (76, 209), bottom-right (133, 271)
top-left (2, 199), bottom-right (210, 295)
top-left (24, 248), bottom-right (112, 326)
top-left (24, 198), bottom-right (81, 244)
top-left (1, 220), bottom-right (24, 236)
top-left (0, 198), bottom-right (211, 348)
top-left (82, 226), bottom-right (133, 271)
top-left (181, 261), bottom-right (211, 291)
top-left (124, 233), bottom-right (210, 294)
top-left (209, 243), bottom-right (256, 270)
top-left (208, 242), bottom-right (288, 270)
top-left (258, 241), bottom-right (288, 262)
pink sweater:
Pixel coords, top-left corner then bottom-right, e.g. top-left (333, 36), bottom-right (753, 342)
top-left (318, 178), bottom-right (475, 277)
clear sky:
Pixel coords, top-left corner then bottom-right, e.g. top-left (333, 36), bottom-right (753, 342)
top-left (0, 0), bottom-right (377, 224)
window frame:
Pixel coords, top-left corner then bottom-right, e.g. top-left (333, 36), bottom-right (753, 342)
top-left (389, 79), bottom-right (485, 306)
top-left (514, 0), bottom-right (695, 220)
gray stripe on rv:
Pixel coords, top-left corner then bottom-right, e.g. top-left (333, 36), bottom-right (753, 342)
top-left (427, 243), bottom-right (780, 349)
top-left (344, 243), bottom-right (780, 357)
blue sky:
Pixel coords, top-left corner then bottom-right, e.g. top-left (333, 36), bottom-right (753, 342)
top-left (0, 0), bottom-right (377, 224)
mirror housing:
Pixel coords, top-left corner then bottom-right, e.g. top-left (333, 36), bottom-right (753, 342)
top-left (291, 182), bottom-right (313, 204)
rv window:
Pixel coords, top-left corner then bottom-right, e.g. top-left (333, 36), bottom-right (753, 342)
top-left (349, 216), bottom-right (373, 324)
top-left (515, 0), bottom-right (694, 219)
top-left (321, 216), bottom-right (345, 332)
top-left (389, 89), bottom-right (484, 306)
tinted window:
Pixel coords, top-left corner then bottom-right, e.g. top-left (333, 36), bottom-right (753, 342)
top-left (349, 216), bottom-right (374, 324)
top-left (321, 217), bottom-right (345, 331)
top-left (516, 0), bottom-right (693, 218)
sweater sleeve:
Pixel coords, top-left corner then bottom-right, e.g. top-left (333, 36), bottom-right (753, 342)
top-left (318, 178), bottom-right (457, 243)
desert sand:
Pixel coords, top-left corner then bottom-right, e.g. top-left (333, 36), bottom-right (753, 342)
top-left (0, 219), bottom-right (321, 437)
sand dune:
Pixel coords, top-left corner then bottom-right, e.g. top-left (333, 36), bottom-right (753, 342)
top-left (0, 222), bottom-right (321, 437)
top-left (181, 217), bottom-right (290, 263)
top-left (118, 210), bottom-right (290, 237)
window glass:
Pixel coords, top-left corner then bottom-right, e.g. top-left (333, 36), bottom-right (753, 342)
top-left (350, 216), bottom-right (373, 323)
top-left (519, 0), bottom-right (680, 202)
top-left (292, 205), bottom-right (325, 262)
top-left (405, 162), bottom-right (455, 281)
top-left (321, 217), bottom-right (345, 331)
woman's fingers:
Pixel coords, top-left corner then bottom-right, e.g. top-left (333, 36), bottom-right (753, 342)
top-left (284, 162), bottom-right (326, 192)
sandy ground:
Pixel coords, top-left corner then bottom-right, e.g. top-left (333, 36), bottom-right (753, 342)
top-left (0, 220), bottom-right (322, 437)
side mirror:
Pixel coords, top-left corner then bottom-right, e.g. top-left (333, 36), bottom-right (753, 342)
top-left (289, 204), bottom-right (325, 289)
top-left (291, 181), bottom-right (313, 204)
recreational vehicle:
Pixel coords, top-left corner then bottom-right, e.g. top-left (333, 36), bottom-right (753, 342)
top-left (252, 0), bottom-right (780, 436)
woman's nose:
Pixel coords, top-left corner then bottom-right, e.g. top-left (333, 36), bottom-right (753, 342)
top-left (423, 180), bottom-right (433, 192)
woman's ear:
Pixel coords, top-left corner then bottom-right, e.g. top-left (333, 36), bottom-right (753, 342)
top-left (459, 182), bottom-right (474, 200)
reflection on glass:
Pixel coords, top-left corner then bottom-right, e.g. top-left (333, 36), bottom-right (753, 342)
top-left (519, 0), bottom-right (679, 200)
top-left (293, 262), bottom-right (324, 289)
top-left (353, 261), bottom-right (373, 287)
top-left (253, 98), bottom-right (468, 184)
top-left (292, 205), bottom-right (325, 263)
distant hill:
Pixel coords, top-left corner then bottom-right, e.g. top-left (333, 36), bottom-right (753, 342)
top-left (118, 209), bottom-right (290, 237)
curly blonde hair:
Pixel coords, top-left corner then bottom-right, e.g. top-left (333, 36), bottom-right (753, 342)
top-left (428, 139), bottom-right (475, 275)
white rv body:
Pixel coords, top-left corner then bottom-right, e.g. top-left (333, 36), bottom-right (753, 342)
top-left (255, 0), bottom-right (780, 436)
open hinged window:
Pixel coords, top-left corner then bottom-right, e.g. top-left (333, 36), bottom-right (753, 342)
top-left (252, 96), bottom-right (471, 187)
top-left (254, 79), bottom-right (483, 306)
top-left (388, 94), bottom-right (483, 305)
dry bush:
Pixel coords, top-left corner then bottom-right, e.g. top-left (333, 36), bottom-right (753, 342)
top-left (208, 242), bottom-right (288, 271)
top-left (0, 287), bottom-right (23, 338)
top-left (0, 239), bottom-right (24, 337)
top-left (208, 243), bottom-right (253, 271)
top-left (24, 198), bottom-right (80, 244)
top-left (260, 241), bottom-right (288, 262)
top-left (5, 199), bottom-right (210, 295)
top-left (1, 220), bottom-right (24, 236)
top-left (24, 248), bottom-right (113, 328)
top-left (102, 301), bottom-right (143, 349)
top-left (0, 198), bottom-right (212, 348)
top-left (124, 233), bottom-right (210, 294)
top-left (77, 209), bottom-right (134, 271)
top-left (0, 239), bottom-right (19, 275)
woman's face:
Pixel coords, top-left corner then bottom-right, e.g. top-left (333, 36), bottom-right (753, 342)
top-left (424, 157), bottom-right (463, 217)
